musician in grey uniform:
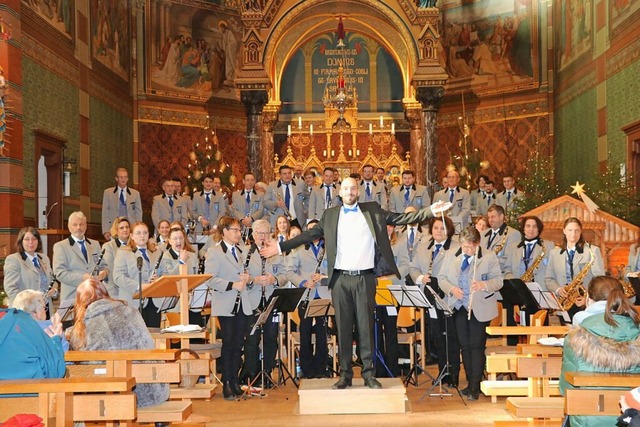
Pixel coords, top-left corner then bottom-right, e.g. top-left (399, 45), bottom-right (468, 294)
top-left (53, 211), bottom-right (107, 302)
top-left (189, 173), bottom-right (228, 236)
top-left (101, 217), bottom-right (131, 297)
top-left (475, 179), bottom-right (496, 216)
top-left (433, 169), bottom-right (471, 229)
top-left (264, 165), bottom-right (306, 230)
top-left (230, 172), bottom-right (264, 238)
top-left (470, 175), bottom-right (488, 214)
top-left (113, 222), bottom-right (163, 327)
top-left (480, 204), bottom-right (522, 270)
top-left (151, 179), bottom-right (188, 230)
top-left (286, 220), bottom-right (330, 378)
top-left (204, 216), bottom-right (252, 400)
top-left (101, 168), bottom-right (143, 240)
top-left (495, 174), bottom-right (523, 221)
top-left (4, 227), bottom-right (57, 316)
top-left (437, 226), bottom-right (502, 401)
top-left (388, 170), bottom-right (431, 214)
top-left (627, 236), bottom-right (640, 276)
top-left (545, 217), bottom-right (605, 319)
top-left (359, 164), bottom-right (387, 209)
top-left (410, 216), bottom-right (460, 387)
top-left (240, 219), bottom-right (287, 386)
top-left (301, 170), bottom-right (316, 222)
top-left (308, 167), bottom-right (341, 221)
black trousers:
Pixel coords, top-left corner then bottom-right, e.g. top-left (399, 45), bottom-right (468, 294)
top-left (374, 306), bottom-right (399, 377)
top-left (298, 306), bottom-right (329, 377)
top-left (453, 307), bottom-right (489, 390)
top-left (141, 299), bottom-right (161, 328)
top-left (331, 270), bottom-right (376, 380)
top-left (243, 312), bottom-right (279, 377)
top-left (218, 312), bottom-right (249, 384)
top-left (433, 308), bottom-right (460, 380)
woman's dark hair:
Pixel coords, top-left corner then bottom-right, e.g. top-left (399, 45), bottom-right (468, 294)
top-left (428, 216), bottom-right (455, 239)
top-left (15, 227), bottom-right (42, 254)
top-left (519, 216), bottom-right (544, 236)
top-left (562, 217), bottom-right (585, 249)
top-left (587, 275), bottom-right (640, 327)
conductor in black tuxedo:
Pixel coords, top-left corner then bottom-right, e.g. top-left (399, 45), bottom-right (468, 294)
top-left (261, 177), bottom-right (452, 389)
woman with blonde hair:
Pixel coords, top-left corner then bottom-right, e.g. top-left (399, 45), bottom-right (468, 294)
top-left (69, 278), bottom-right (169, 407)
top-left (113, 222), bottom-right (163, 326)
top-left (560, 275), bottom-right (640, 427)
top-left (102, 217), bottom-right (130, 297)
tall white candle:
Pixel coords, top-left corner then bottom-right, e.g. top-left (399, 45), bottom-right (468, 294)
top-left (379, 116), bottom-right (383, 128)
top-left (310, 124), bottom-right (313, 136)
top-left (287, 125), bottom-right (291, 136)
top-left (391, 123), bottom-right (395, 135)
top-left (298, 116), bottom-right (302, 128)
top-left (369, 123), bottom-right (373, 134)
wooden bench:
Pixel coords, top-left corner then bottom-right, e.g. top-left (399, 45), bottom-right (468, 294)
top-left (494, 420), bottom-right (562, 427)
top-left (65, 349), bottom-right (193, 424)
top-left (0, 377), bottom-right (136, 427)
top-left (505, 357), bottom-right (564, 419)
top-left (564, 372), bottom-right (640, 417)
top-left (486, 326), bottom-right (569, 345)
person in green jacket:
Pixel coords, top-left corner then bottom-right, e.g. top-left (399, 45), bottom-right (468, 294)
top-left (560, 275), bottom-right (640, 427)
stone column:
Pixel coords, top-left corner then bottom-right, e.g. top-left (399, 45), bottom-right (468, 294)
top-left (415, 86), bottom-right (445, 194)
top-left (241, 90), bottom-right (269, 181)
top-left (403, 101), bottom-right (425, 185)
top-left (261, 103), bottom-right (280, 184)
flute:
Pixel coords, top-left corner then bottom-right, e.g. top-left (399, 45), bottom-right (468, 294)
top-left (467, 246), bottom-right (479, 321)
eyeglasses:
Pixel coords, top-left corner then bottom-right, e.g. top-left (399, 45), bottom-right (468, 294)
top-left (226, 227), bottom-right (242, 232)
top-left (254, 231), bottom-right (270, 236)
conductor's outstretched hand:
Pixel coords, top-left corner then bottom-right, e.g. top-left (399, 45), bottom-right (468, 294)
top-left (430, 201), bottom-right (453, 214)
top-left (260, 240), bottom-right (279, 258)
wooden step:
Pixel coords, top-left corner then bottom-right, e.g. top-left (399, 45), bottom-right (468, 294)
top-left (170, 383), bottom-right (216, 400)
top-left (298, 378), bottom-right (406, 415)
top-left (506, 397), bottom-right (564, 419)
top-left (494, 420), bottom-right (563, 427)
top-left (136, 400), bottom-right (192, 423)
top-left (482, 380), bottom-right (560, 398)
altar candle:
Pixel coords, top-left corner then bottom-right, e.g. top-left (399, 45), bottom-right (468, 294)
top-left (287, 125), bottom-right (291, 136)
top-left (310, 124), bottom-right (313, 136)
top-left (391, 123), bottom-right (395, 135)
top-left (369, 123), bottom-right (373, 134)
top-left (379, 116), bottom-right (383, 128)
top-left (298, 116), bottom-right (302, 128)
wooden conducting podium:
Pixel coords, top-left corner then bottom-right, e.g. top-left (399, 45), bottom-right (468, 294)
top-left (134, 265), bottom-right (212, 349)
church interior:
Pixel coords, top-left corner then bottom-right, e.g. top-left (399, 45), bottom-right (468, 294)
top-left (1, 0), bottom-right (640, 425)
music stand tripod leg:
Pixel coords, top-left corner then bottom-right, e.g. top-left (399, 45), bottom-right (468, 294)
top-left (373, 307), bottom-right (394, 378)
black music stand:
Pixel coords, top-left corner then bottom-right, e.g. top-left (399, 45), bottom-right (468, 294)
top-left (374, 285), bottom-right (397, 378)
top-left (501, 278), bottom-right (541, 326)
top-left (525, 282), bottom-right (562, 311)
top-left (189, 286), bottom-right (212, 326)
top-left (421, 286), bottom-right (466, 404)
top-left (388, 284), bottom-right (434, 387)
top-left (302, 298), bottom-right (336, 377)
top-left (244, 297), bottom-right (279, 399)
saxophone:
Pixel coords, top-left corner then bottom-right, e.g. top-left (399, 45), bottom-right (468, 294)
top-left (558, 245), bottom-right (595, 311)
top-left (618, 264), bottom-right (637, 298)
top-left (494, 228), bottom-right (509, 255)
top-left (520, 244), bottom-right (546, 283)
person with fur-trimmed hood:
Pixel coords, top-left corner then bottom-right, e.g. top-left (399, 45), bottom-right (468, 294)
top-left (559, 276), bottom-right (640, 427)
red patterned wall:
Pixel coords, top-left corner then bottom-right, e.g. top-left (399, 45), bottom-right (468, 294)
top-left (138, 123), bottom-right (248, 214)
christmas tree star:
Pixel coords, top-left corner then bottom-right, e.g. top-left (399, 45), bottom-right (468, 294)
top-left (570, 181), bottom-right (585, 197)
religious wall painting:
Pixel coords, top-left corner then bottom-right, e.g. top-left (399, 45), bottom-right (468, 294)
top-left (439, 0), bottom-right (539, 94)
top-left (610, 0), bottom-right (640, 36)
top-left (147, 1), bottom-right (242, 101)
top-left (90, 0), bottom-right (130, 82)
top-left (22, 0), bottom-right (74, 38)
top-left (280, 31), bottom-right (403, 115)
top-left (557, 0), bottom-right (592, 71)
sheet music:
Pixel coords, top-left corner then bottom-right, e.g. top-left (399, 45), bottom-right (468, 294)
top-left (56, 299), bottom-right (75, 322)
top-left (189, 285), bottom-right (211, 310)
top-left (525, 282), bottom-right (562, 310)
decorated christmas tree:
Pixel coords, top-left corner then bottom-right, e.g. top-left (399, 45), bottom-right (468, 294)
top-left (590, 163), bottom-right (639, 226)
top-left (509, 154), bottom-right (560, 226)
top-left (186, 120), bottom-right (233, 194)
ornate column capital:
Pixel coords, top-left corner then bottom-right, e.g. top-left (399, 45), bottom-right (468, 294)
top-left (403, 101), bottom-right (424, 129)
top-left (241, 90), bottom-right (269, 116)
top-left (262, 102), bottom-right (281, 133)
top-left (415, 86), bottom-right (445, 112)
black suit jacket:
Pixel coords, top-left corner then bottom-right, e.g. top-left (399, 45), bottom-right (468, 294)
top-left (280, 202), bottom-right (435, 288)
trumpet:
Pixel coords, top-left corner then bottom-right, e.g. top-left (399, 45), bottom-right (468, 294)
top-left (274, 190), bottom-right (293, 221)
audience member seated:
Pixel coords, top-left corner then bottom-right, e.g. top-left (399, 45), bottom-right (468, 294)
top-left (68, 278), bottom-right (169, 407)
top-left (559, 275), bottom-right (640, 427)
top-left (0, 306), bottom-right (65, 380)
top-left (619, 387), bottom-right (640, 427)
top-left (11, 289), bottom-right (69, 352)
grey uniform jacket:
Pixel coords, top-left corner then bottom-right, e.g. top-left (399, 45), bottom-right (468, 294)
top-left (53, 236), bottom-right (105, 301)
top-left (308, 184), bottom-right (342, 221)
top-left (205, 241), bottom-right (253, 317)
top-left (151, 194), bottom-right (189, 229)
top-left (230, 189), bottom-right (265, 222)
top-left (113, 246), bottom-right (163, 307)
top-left (503, 238), bottom-right (556, 287)
top-left (432, 187), bottom-right (471, 229)
top-left (189, 190), bottom-right (228, 233)
top-left (544, 244), bottom-right (605, 294)
top-left (3, 252), bottom-right (54, 306)
top-left (410, 237), bottom-right (461, 292)
top-left (285, 243), bottom-right (332, 300)
top-left (358, 180), bottom-right (388, 209)
top-left (102, 238), bottom-right (128, 297)
top-left (480, 224), bottom-right (522, 271)
top-left (264, 179), bottom-right (307, 228)
top-left (437, 247), bottom-right (503, 322)
top-left (388, 184), bottom-right (431, 214)
top-left (101, 186), bottom-right (143, 234)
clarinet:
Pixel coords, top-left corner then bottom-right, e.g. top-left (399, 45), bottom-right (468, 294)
top-left (91, 249), bottom-right (106, 276)
top-left (151, 250), bottom-right (164, 277)
top-left (231, 245), bottom-right (254, 315)
top-left (197, 256), bottom-right (205, 274)
top-left (256, 250), bottom-right (268, 314)
top-left (299, 246), bottom-right (325, 313)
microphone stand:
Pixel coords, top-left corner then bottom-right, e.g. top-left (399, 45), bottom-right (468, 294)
top-left (136, 256), bottom-right (143, 316)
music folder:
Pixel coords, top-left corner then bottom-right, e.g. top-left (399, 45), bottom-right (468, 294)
top-left (500, 278), bottom-right (540, 310)
top-left (388, 284), bottom-right (432, 308)
top-left (303, 298), bottom-right (334, 318)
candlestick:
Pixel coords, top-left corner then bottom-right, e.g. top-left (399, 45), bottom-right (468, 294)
top-left (357, 149), bottom-right (360, 156)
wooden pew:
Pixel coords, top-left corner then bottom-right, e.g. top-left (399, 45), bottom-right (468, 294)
top-left (0, 377), bottom-right (136, 427)
top-left (65, 349), bottom-right (193, 424)
top-left (505, 357), bottom-right (564, 420)
top-left (564, 372), bottom-right (640, 417)
top-left (486, 326), bottom-right (569, 345)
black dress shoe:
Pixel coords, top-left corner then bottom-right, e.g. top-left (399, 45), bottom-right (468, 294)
top-left (459, 386), bottom-right (470, 396)
top-left (223, 382), bottom-right (235, 401)
top-left (467, 390), bottom-right (480, 401)
top-left (231, 382), bottom-right (243, 396)
top-left (332, 377), bottom-right (352, 389)
top-left (364, 377), bottom-right (382, 389)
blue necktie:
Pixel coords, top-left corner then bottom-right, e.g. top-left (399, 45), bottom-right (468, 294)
top-left (343, 206), bottom-right (358, 214)
top-left (326, 185), bottom-right (332, 208)
top-left (461, 254), bottom-right (471, 271)
top-left (433, 243), bottom-right (442, 260)
top-left (366, 183), bottom-right (371, 198)
top-left (525, 243), bottom-right (534, 261)
top-left (449, 189), bottom-right (455, 203)
top-left (246, 192), bottom-right (251, 205)
top-left (409, 228), bottom-right (415, 247)
top-left (78, 240), bottom-right (88, 262)
top-left (404, 187), bottom-right (411, 205)
top-left (231, 246), bottom-right (238, 262)
top-left (168, 196), bottom-right (174, 208)
top-left (568, 249), bottom-right (575, 264)
top-left (507, 191), bottom-right (512, 203)
top-left (119, 189), bottom-right (125, 206)
top-left (487, 195), bottom-right (492, 205)
top-left (33, 257), bottom-right (41, 269)
top-left (284, 185), bottom-right (291, 211)
top-left (139, 248), bottom-right (150, 263)
top-left (279, 235), bottom-right (285, 243)
top-left (205, 192), bottom-right (211, 204)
